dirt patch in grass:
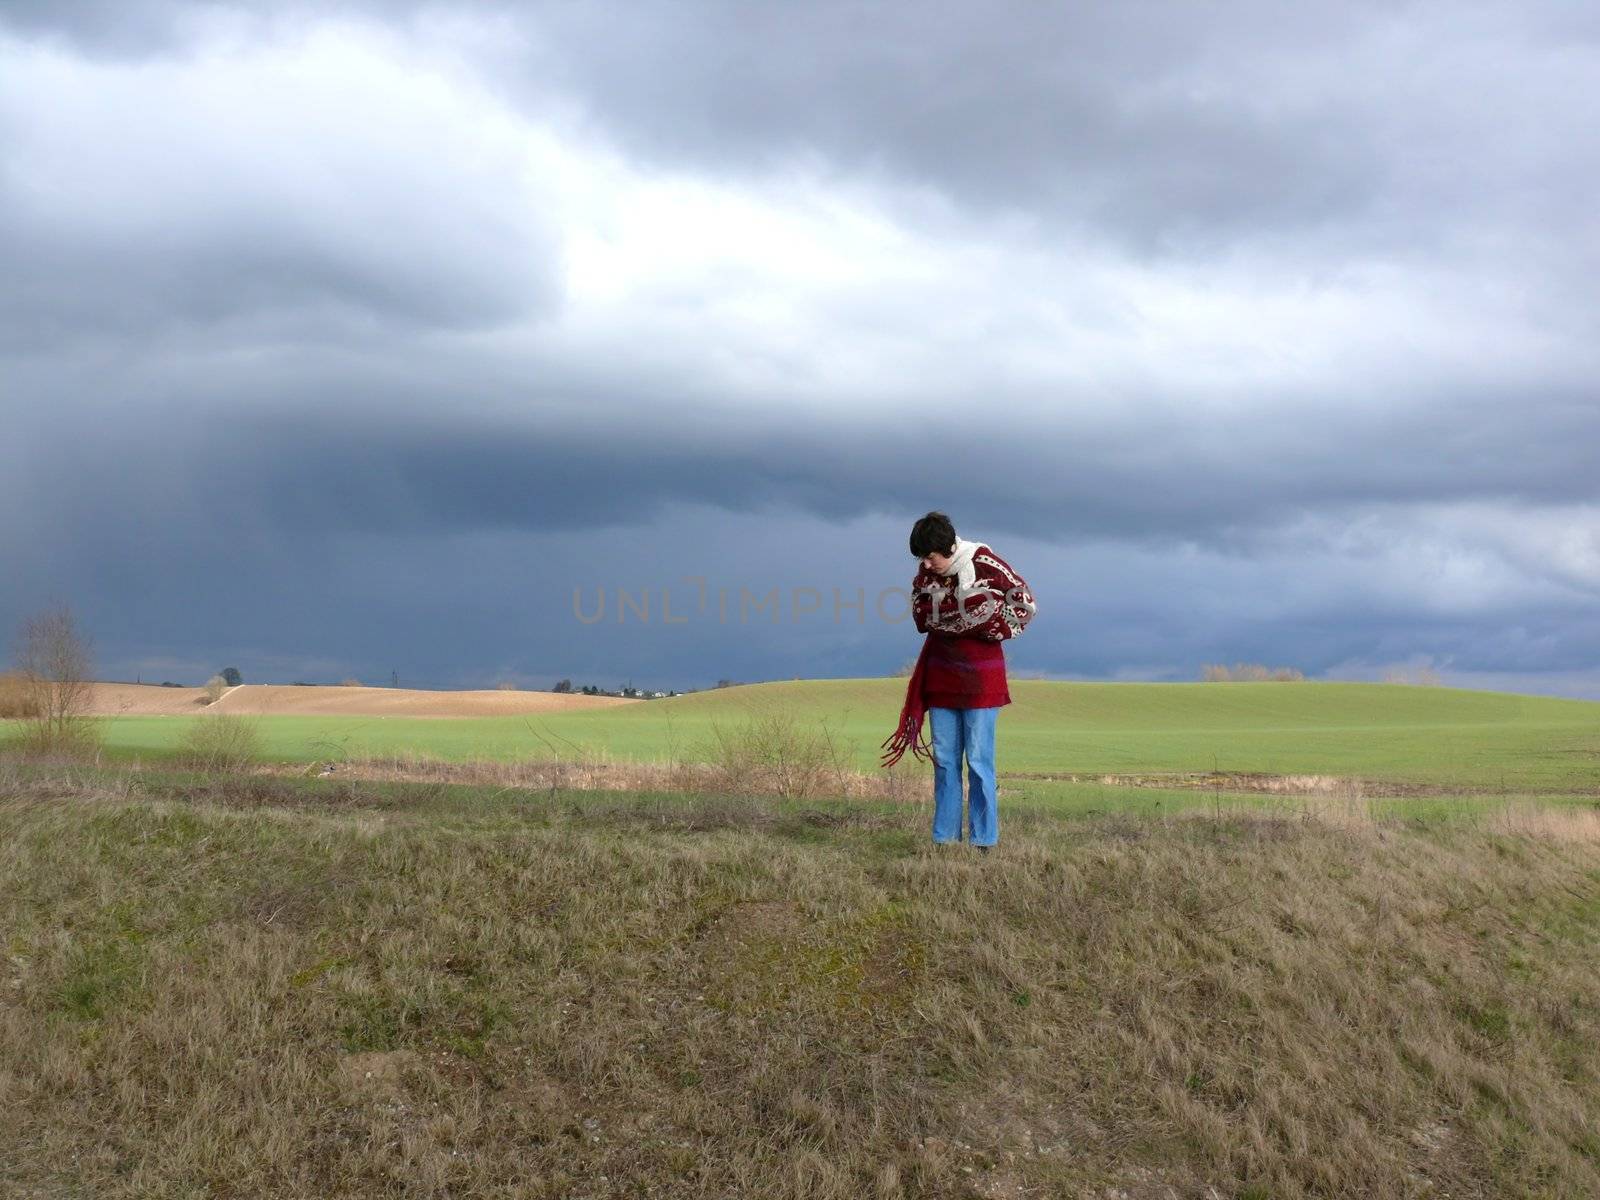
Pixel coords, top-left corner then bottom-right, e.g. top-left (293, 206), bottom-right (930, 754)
top-left (334, 1049), bottom-right (420, 1102)
top-left (700, 898), bottom-right (807, 949)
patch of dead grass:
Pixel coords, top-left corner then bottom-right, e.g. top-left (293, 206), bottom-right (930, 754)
top-left (288, 740), bottom-right (931, 806)
top-left (3, 768), bottom-right (1600, 1197)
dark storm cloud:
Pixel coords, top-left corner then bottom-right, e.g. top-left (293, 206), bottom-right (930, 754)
top-left (9, 367), bottom-right (1596, 554)
top-left (2, 1), bottom-right (1598, 696)
top-left (228, 388), bottom-right (1586, 538)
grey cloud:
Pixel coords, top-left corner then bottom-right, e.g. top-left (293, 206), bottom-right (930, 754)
top-left (471, 0), bottom-right (1598, 272)
top-left (511, 0), bottom-right (1397, 252)
top-left (0, 221), bottom-right (550, 354)
top-left (0, 0), bottom-right (496, 58)
top-left (0, 0), bottom-right (188, 57)
top-left (11, 0), bottom-right (1585, 256)
top-left (0, 63), bottom-right (561, 352)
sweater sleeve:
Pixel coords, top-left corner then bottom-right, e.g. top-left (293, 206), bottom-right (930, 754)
top-left (978, 547), bottom-right (1037, 642)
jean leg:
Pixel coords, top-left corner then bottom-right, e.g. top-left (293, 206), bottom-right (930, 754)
top-left (963, 707), bottom-right (999, 846)
top-left (928, 707), bottom-right (964, 843)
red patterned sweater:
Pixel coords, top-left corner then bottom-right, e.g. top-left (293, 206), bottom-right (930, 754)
top-left (881, 544), bottom-right (1037, 766)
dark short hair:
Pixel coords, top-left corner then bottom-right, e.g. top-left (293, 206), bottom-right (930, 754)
top-left (909, 511), bottom-right (956, 558)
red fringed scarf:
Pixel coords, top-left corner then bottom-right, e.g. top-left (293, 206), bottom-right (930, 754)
top-left (880, 636), bottom-right (934, 768)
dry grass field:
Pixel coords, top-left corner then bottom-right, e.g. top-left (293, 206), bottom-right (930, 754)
top-left (85, 683), bottom-right (637, 719)
top-left (4, 761), bottom-right (1600, 1199)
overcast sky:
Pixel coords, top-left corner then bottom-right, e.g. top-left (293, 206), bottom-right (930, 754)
top-left (3, 0), bottom-right (1598, 696)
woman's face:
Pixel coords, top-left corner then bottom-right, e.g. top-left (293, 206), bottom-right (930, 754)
top-left (919, 550), bottom-right (953, 574)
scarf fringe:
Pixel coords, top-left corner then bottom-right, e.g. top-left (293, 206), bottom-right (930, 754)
top-left (880, 636), bottom-right (934, 768)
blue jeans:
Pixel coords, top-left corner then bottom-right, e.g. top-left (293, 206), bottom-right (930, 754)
top-left (929, 706), bottom-right (999, 846)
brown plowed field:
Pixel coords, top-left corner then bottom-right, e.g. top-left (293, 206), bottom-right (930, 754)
top-left (87, 683), bottom-right (639, 718)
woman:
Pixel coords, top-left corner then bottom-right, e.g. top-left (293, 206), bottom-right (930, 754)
top-left (882, 511), bottom-right (1036, 850)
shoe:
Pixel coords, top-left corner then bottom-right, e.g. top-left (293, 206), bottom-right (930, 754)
top-left (977, 845), bottom-right (991, 854)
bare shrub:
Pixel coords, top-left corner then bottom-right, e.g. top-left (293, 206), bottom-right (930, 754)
top-left (1201, 662), bottom-right (1305, 682)
top-left (11, 602), bottom-right (102, 756)
top-left (0, 671), bottom-right (40, 719)
top-left (702, 706), bottom-right (851, 800)
top-left (338, 678), bottom-right (363, 687)
top-left (203, 674), bottom-right (228, 704)
top-left (496, 680), bottom-right (518, 691)
top-left (177, 712), bottom-right (263, 774)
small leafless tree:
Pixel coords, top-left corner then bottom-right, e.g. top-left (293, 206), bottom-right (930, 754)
top-left (13, 602), bottom-right (101, 754)
top-left (203, 674), bottom-right (228, 704)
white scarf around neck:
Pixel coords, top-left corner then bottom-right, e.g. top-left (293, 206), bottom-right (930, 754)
top-left (938, 536), bottom-right (982, 593)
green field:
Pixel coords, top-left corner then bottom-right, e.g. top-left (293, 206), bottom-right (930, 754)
top-left (7, 680), bottom-right (1599, 793)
